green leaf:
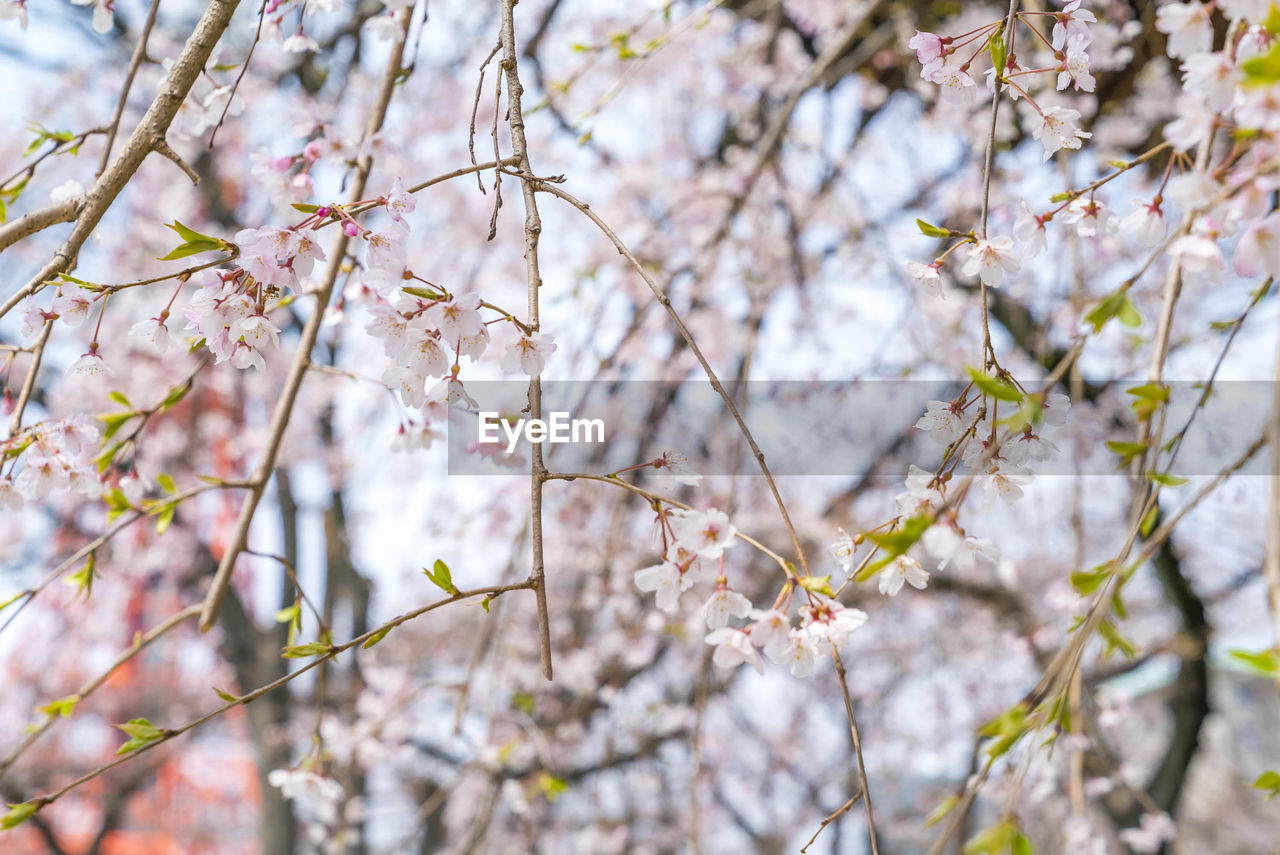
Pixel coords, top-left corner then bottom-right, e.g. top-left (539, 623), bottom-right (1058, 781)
top-left (213, 687), bottom-right (239, 703)
top-left (963, 819), bottom-right (1017, 854)
top-left (1012, 832), bottom-right (1035, 855)
top-left (38, 695), bottom-right (79, 719)
top-left (1084, 288), bottom-right (1142, 332)
top-left (923, 795), bottom-right (957, 829)
top-left (1149, 472), bottom-right (1188, 487)
top-left (282, 642), bottom-right (333, 659)
top-left (154, 502), bottom-right (177, 536)
top-left (797, 575), bottom-right (835, 597)
top-left (1098, 620), bottom-right (1138, 658)
top-left (158, 239), bottom-right (223, 261)
top-left (1229, 648), bottom-right (1279, 676)
top-left (158, 382), bottom-right (190, 411)
top-left (1140, 504), bottom-right (1160, 537)
top-left (916, 218), bottom-right (951, 239)
top-left (2, 802), bottom-right (38, 831)
top-left (1125, 383), bottom-right (1169, 403)
top-left (988, 27), bottom-right (1007, 78)
top-left (978, 703), bottom-right (1028, 762)
top-left (361, 627), bottom-right (392, 649)
top-left (1105, 440), bottom-right (1148, 467)
top-left (481, 594), bottom-right (494, 614)
top-left (401, 285), bottom-right (445, 300)
top-left (115, 717), bottom-right (166, 755)
top-left (1243, 41), bottom-right (1280, 84)
top-left (1070, 564), bottom-right (1111, 596)
top-left (968, 367), bottom-right (1023, 402)
top-left (98, 410), bottom-right (136, 442)
top-left (274, 603), bottom-right (300, 625)
top-left (512, 691), bottom-right (536, 715)
top-left (0, 590), bottom-right (29, 614)
top-left (165, 220), bottom-right (219, 244)
top-left (156, 473), bottom-right (177, 494)
top-left (423, 558), bottom-right (457, 594)
top-left (1253, 770), bottom-right (1280, 800)
top-left (859, 514), bottom-right (931, 581)
top-left (291, 203), bottom-right (320, 212)
top-left (534, 772), bottom-right (568, 801)
top-left (108, 390), bottom-right (132, 408)
top-left (65, 553), bottom-right (97, 600)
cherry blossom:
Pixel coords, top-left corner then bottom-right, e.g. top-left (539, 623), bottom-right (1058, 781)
top-left (879, 555), bottom-right (929, 597)
top-left (634, 561), bottom-right (683, 613)
top-left (747, 609), bottom-right (791, 661)
top-left (1013, 202), bottom-right (1047, 258)
top-left (908, 31), bottom-right (945, 77)
top-left (1031, 106), bottom-right (1091, 160)
top-left (775, 630), bottom-right (819, 678)
top-left (67, 350), bottom-right (113, 378)
top-left (1121, 201), bottom-right (1167, 247)
top-left (701, 587), bottom-right (752, 630)
top-left (70, 0), bottom-right (113, 34)
top-left (128, 316), bottom-right (176, 352)
top-left (51, 291), bottom-right (94, 327)
top-left (652, 450), bottom-right (702, 486)
top-left (830, 528), bottom-right (855, 572)
top-left (1058, 35), bottom-right (1095, 93)
top-left (962, 236), bottom-right (1020, 288)
top-left (896, 465), bottom-right (944, 516)
top-left (799, 600), bottom-right (868, 651)
top-left (501, 332), bottom-right (557, 376)
top-left (916, 399), bottom-right (967, 445)
top-left (0, 478), bottom-right (22, 510)
top-left (930, 65), bottom-right (978, 106)
top-left (1182, 52), bottom-right (1238, 111)
top-left (705, 628), bottom-right (763, 673)
top-left (1155, 1), bottom-right (1214, 59)
top-left (426, 294), bottom-right (483, 344)
top-left (906, 260), bottom-right (943, 295)
top-left (668, 507), bottom-right (737, 559)
top-left (1062, 197), bottom-right (1118, 237)
top-left (1118, 812), bottom-right (1178, 854)
top-left (383, 177), bottom-right (416, 224)
top-left (1052, 0), bottom-right (1097, 50)
top-left (922, 522), bottom-right (1000, 571)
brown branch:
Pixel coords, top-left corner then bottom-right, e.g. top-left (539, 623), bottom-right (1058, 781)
top-left (499, 0), bottom-right (554, 681)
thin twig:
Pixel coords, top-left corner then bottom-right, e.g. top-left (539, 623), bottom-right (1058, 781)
top-left (498, 0), bottom-right (554, 680)
top-left (833, 650), bottom-right (880, 855)
top-left (97, 0), bottom-right (164, 177)
top-left (537, 182), bottom-right (812, 577)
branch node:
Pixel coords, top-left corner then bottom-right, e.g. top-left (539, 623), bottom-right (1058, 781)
top-left (152, 139), bottom-right (200, 186)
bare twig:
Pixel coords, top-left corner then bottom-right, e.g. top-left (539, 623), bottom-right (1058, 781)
top-left (833, 650), bottom-right (880, 855)
top-left (499, 0), bottom-right (554, 680)
top-left (97, 0), bottom-right (164, 176)
top-left (537, 182), bottom-right (812, 576)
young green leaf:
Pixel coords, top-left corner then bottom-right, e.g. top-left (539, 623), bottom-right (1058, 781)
top-left (1253, 770), bottom-right (1280, 800)
top-left (282, 642), bottom-right (333, 659)
top-left (968, 367), bottom-right (1024, 402)
top-left (916, 218), bottom-right (951, 239)
top-left (2, 802), bottom-right (38, 830)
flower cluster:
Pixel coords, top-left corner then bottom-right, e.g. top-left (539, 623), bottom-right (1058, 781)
top-left (0, 416), bottom-right (102, 508)
top-left (633, 505), bottom-right (871, 679)
top-left (911, 1), bottom-right (1095, 160)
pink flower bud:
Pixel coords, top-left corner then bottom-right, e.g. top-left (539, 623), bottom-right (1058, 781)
top-left (343, 221), bottom-right (360, 237)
